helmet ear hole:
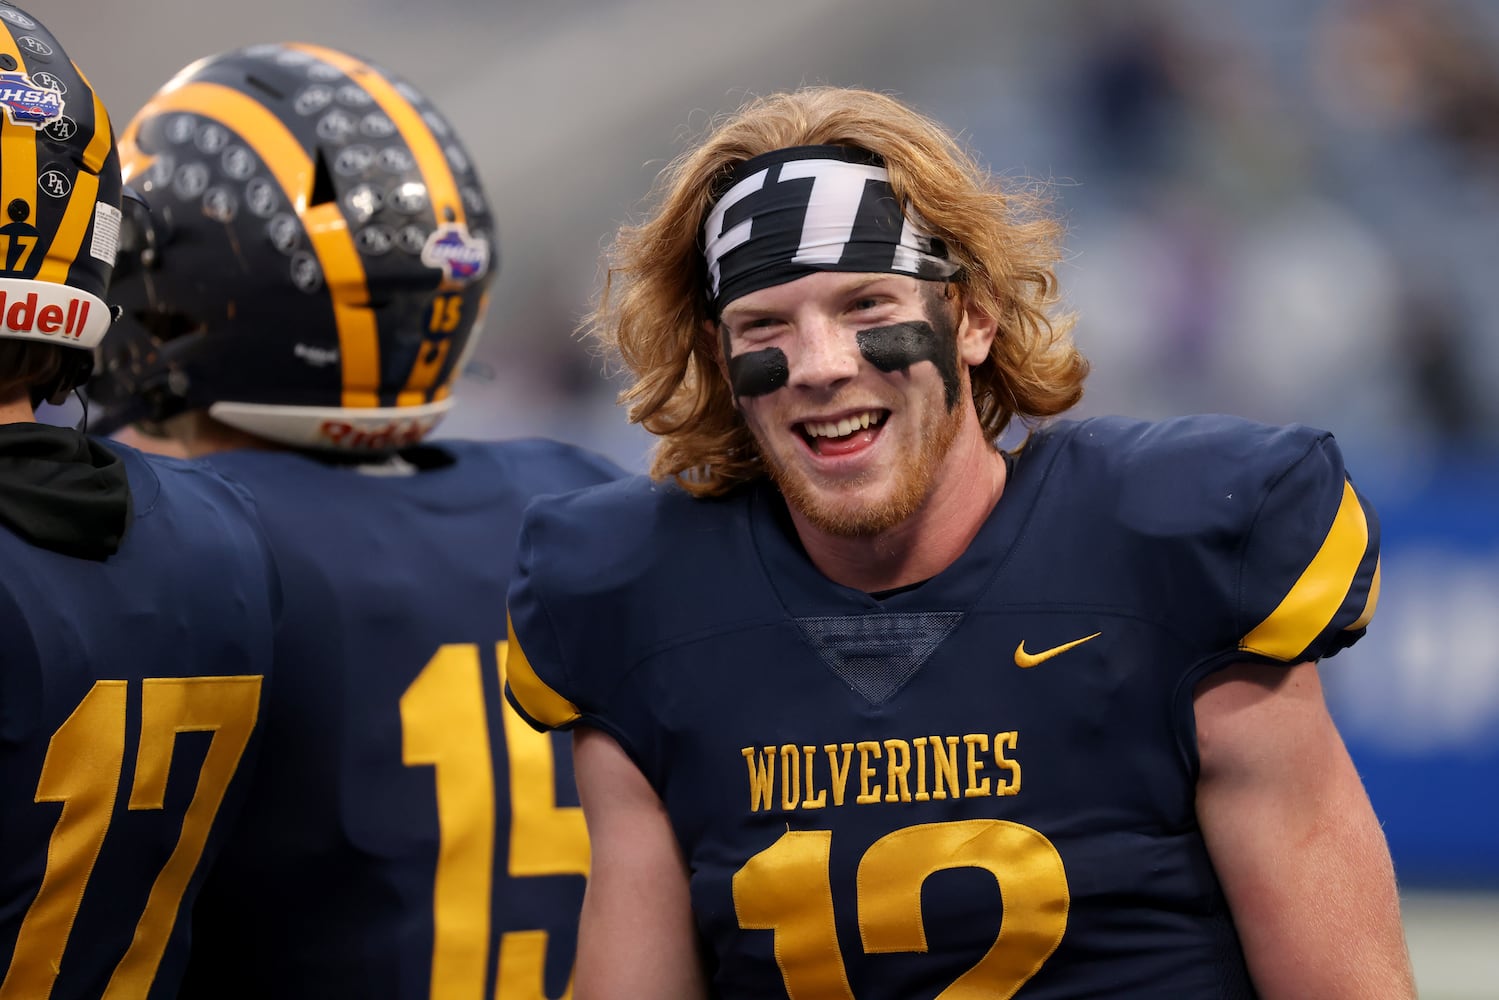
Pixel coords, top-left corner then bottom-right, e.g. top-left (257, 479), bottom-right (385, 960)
top-left (310, 148), bottom-right (337, 208)
top-left (244, 74), bottom-right (283, 101)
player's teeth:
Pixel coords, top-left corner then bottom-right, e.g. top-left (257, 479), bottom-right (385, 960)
top-left (805, 411), bottom-right (881, 438)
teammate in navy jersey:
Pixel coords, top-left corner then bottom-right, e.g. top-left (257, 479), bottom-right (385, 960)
top-left (0, 7), bottom-right (280, 998)
top-left (87, 44), bottom-right (624, 999)
top-left (503, 87), bottom-right (1417, 998)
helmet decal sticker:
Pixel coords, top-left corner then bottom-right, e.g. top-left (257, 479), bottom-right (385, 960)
top-left (145, 154), bottom-right (175, 188)
top-left (267, 214), bottom-right (301, 254)
top-left (172, 161), bottom-right (209, 199)
top-left (295, 86), bottom-right (334, 116)
top-left (39, 169), bottom-right (70, 198)
top-left (356, 225), bottom-right (393, 255)
top-left (334, 145), bottom-right (374, 176)
top-left (0, 219), bottom-right (41, 273)
top-left (15, 35), bottom-right (52, 58)
top-left (360, 113), bottom-right (395, 138)
top-left (376, 146), bottom-right (413, 173)
top-left (420, 223), bottom-right (488, 283)
top-left (336, 85), bottom-right (371, 108)
top-left (202, 186), bottom-right (237, 223)
top-left (42, 115), bottom-right (76, 142)
top-left (316, 110), bottom-right (355, 142)
top-left (244, 177), bottom-right (279, 217)
top-left (30, 69), bottom-right (65, 94)
top-left (344, 183), bottom-right (383, 224)
top-left (289, 250), bottom-right (321, 292)
top-left (221, 145), bottom-right (257, 180)
top-left (194, 123), bottom-right (229, 153)
top-left (90, 202), bottom-right (122, 265)
top-left (397, 225), bottom-right (426, 254)
top-left (442, 144), bottom-right (469, 174)
top-left (165, 114), bottom-right (196, 144)
top-left (0, 71), bottom-right (63, 129)
top-left (388, 181), bottom-right (427, 214)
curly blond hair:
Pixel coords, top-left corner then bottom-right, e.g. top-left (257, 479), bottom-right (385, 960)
top-left (587, 86), bottom-right (1088, 495)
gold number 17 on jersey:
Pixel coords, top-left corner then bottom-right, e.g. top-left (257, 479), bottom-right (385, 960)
top-left (0, 675), bottom-right (262, 1000)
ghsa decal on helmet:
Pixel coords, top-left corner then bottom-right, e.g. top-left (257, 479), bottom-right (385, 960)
top-left (420, 223), bottom-right (488, 284)
top-left (0, 3), bottom-right (124, 402)
top-left (88, 41), bottom-right (495, 450)
top-left (0, 70), bottom-right (63, 127)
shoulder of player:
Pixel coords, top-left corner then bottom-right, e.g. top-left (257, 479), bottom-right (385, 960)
top-left (1048, 414), bottom-right (1341, 520)
top-left (507, 477), bottom-right (758, 728)
top-left (443, 436), bottom-right (630, 491)
top-left (1057, 413), bottom-right (1328, 472)
top-left (516, 475), bottom-right (742, 597)
top-left (108, 445), bottom-right (281, 565)
top-left (520, 473), bottom-right (702, 548)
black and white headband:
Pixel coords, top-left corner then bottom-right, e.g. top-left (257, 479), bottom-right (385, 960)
top-left (700, 145), bottom-right (959, 313)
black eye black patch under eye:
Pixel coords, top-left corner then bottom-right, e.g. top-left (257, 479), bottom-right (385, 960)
top-left (856, 320), bottom-right (960, 410)
top-left (727, 346), bottom-right (790, 398)
top-left (721, 320), bottom-right (791, 399)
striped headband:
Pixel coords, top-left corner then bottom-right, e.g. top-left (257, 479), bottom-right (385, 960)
top-left (700, 145), bottom-right (958, 312)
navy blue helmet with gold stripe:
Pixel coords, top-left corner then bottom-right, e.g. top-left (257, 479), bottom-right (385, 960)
top-left (0, 1), bottom-right (122, 397)
top-left (88, 42), bottom-right (495, 450)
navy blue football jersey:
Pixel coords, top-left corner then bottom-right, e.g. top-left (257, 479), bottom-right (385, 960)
top-left (0, 442), bottom-right (279, 1000)
top-left (505, 415), bottom-right (1381, 1000)
top-left (176, 438), bottom-right (625, 1000)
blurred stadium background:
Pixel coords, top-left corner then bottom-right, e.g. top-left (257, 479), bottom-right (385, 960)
top-left (44, 0), bottom-right (1499, 994)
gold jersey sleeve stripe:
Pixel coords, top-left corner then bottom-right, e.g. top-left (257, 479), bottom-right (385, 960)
top-left (121, 81), bottom-right (380, 408)
top-left (1347, 558), bottom-right (1381, 632)
top-left (1, 30), bottom-right (37, 255)
top-left (1240, 479), bottom-right (1371, 661)
top-left (505, 615), bottom-right (581, 729)
top-left (35, 87), bottom-right (110, 286)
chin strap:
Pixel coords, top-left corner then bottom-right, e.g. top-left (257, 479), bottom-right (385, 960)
top-left (29, 349), bottom-right (97, 410)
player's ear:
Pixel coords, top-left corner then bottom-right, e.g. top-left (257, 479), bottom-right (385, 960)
top-left (956, 297), bottom-right (998, 368)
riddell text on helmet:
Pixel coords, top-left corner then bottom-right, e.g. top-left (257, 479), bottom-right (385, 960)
top-left (0, 290), bottom-right (92, 338)
top-left (318, 415), bottom-right (439, 450)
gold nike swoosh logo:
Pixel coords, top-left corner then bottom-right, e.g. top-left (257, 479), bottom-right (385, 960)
top-left (1014, 632), bottom-right (1102, 668)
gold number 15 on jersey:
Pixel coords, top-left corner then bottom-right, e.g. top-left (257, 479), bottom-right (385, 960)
top-left (401, 642), bottom-right (587, 1000)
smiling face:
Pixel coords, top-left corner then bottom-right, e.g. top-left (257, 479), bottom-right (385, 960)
top-left (716, 271), bottom-right (995, 538)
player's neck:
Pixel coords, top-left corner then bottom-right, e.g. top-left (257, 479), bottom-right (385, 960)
top-left (160, 411), bottom-right (273, 458)
top-left (792, 422), bottom-right (1008, 594)
top-left (0, 394), bottom-right (37, 425)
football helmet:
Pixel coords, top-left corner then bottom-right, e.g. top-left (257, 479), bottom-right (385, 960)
top-left (89, 42), bottom-right (495, 449)
top-left (0, 1), bottom-right (122, 403)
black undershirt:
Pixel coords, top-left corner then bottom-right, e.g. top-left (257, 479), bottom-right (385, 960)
top-left (0, 423), bottom-right (131, 560)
